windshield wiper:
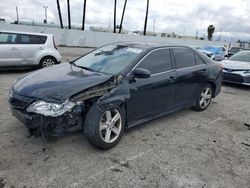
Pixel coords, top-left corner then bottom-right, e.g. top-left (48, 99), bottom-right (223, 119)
top-left (69, 61), bottom-right (96, 72)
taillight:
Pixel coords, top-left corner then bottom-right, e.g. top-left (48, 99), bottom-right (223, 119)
top-left (53, 36), bottom-right (57, 49)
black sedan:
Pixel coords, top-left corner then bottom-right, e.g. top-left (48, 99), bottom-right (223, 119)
top-left (9, 43), bottom-right (223, 149)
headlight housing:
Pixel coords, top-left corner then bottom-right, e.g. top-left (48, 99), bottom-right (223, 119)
top-left (27, 100), bottom-right (75, 117)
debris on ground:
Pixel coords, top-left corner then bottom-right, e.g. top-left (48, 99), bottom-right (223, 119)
top-left (241, 142), bottom-right (250, 147)
top-left (244, 123), bottom-right (250, 130)
top-left (0, 177), bottom-right (6, 188)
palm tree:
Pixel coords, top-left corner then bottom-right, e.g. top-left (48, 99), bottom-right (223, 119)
top-left (56, 0), bottom-right (63, 28)
top-left (143, 0), bottom-right (149, 35)
top-left (67, 0), bottom-right (71, 29)
top-left (82, 0), bottom-right (87, 30)
top-left (114, 0), bottom-right (117, 33)
top-left (119, 0), bottom-right (127, 33)
top-left (207, 25), bottom-right (215, 41)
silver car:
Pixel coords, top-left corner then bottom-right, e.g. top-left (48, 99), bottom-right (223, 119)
top-left (221, 50), bottom-right (250, 85)
top-left (0, 31), bottom-right (61, 68)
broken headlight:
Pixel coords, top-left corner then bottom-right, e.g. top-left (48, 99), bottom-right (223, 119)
top-left (27, 100), bottom-right (75, 117)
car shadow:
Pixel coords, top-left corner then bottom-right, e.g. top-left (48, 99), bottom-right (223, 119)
top-left (222, 82), bottom-right (250, 91)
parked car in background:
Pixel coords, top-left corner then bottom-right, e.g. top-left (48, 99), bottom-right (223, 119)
top-left (0, 31), bottom-right (61, 69)
top-left (228, 47), bottom-right (244, 58)
top-left (9, 42), bottom-right (223, 149)
top-left (198, 46), bottom-right (227, 61)
top-left (221, 50), bottom-right (250, 85)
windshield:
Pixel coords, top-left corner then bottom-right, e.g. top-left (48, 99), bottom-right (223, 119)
top-left (73, 44), bottom-right (143, 74)
top-left (229, 51), bottom-right (250, 62)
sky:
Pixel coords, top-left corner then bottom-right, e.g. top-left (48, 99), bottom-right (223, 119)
top-left (0, 0), bottom-right (250, 41)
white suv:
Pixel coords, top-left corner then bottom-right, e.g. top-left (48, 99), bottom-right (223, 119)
top-left (0, 31), bottom-right (61, 68)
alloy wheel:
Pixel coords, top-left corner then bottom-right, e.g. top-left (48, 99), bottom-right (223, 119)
top-left (200, 87), bottom-right (212, 109)
top-left (99, 109), bottom-right (122, 143)
top-left (42, 58), bottom-right (56, 68)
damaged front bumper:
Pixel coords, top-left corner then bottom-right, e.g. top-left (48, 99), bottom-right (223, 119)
top-left (11, 105), bottom-right (84, 137)
top-left (9, 97), bottom-right (85, 137)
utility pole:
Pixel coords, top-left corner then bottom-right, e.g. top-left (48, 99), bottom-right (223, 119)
top-left (153, 19), bottom-right (156, 35)
top-left (56, 0), bottom-right (63, 28)
top-left (219, 28), bottom-right (222, 41)
top-left (114, 0), bottom-right (117, 33)
top-left (16, 6), bottom-right (19, 23)
top-left (195, 30), bottom-right (199, 40)
top-left (119, 0), bottom-right (127, 33)
top-left (43, 5), bottom-right (48, 24)
top-left (82, 0), bottom-right (87, 30)
top-left (67, 0), bottom-right (71, 29)
top-left (143, 0), bottom-right (149, 35)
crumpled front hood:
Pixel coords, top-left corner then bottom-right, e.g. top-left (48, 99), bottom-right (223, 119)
top-left (222, 60), bottom-right (250, 70)
top-left (13, 63), bottom-right (113, 103)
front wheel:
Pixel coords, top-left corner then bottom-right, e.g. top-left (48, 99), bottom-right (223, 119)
top-left (194, 84), bottom-right (213, 111)
top-left (84, 104), bottom-right (125, 149)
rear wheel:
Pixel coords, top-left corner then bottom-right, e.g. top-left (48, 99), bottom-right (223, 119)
top-left (84, 104), bottom-right (125, 149)
top-left (39, 57), bottom-right (57, 68)
top-left (194, 84), bottom-right (213, 111)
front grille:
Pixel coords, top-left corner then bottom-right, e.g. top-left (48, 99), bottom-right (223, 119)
top-left (9, 92), bottom-right (34, 109)
top-left (223, 73), bottom-right (244, 83)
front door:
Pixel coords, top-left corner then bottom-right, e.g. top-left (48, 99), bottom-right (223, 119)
top-left (126, 48), bottom-right (176, 124)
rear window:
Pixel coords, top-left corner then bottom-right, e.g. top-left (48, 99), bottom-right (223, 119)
top-left (138, 49), bottom-right (172, 74)
top-left (17, 34), bottom-right (47, 44)
top-left (173, 48), bottom-right (196, 69)
top-left (0, 33), bottom-right (17, 44)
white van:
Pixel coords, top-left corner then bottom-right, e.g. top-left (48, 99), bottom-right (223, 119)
top-left (0, 31), bottom-right (61, 68)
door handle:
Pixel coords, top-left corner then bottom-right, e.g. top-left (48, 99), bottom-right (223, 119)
top-left (169, 76), bottom-right (175, 83)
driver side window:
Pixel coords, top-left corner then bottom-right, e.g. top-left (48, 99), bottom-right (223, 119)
top-left (137, 49), bottom-right (172, 74)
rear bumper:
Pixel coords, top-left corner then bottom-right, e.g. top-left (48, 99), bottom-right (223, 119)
top-left (213, 70), bottom-right (223, 97)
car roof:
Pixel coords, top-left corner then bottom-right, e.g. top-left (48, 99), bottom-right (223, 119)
top-left (0, 30), bottom-right (52, 36)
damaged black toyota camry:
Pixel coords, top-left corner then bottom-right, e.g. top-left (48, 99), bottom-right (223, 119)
top-left (9, 42), bottom-right (223, 149)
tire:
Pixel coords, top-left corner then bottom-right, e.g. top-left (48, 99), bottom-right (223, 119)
top-left (194, 84), bottom-right (213, 111)
top-left (39, 56), bottom-right (57, 68)
top-left (84, 104), bottom-right (125, 150)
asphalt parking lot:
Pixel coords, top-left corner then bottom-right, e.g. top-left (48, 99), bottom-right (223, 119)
top-left (0, 47), bottom-right (250, 188)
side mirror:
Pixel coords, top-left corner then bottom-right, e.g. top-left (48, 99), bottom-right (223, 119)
top-left (132, 68), bottom-right (151, 79)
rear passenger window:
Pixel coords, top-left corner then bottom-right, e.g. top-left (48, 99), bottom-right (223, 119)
top-left (0, 33), bottom-right (17, 44)
top-left (173, 48), bottom-right (196, 69)
top-left (195, 55), bottom-right (205, 65)
top-left (17, 34), bottom-right (47, 44)
top-left (137, 49), bottom-right (172, 74)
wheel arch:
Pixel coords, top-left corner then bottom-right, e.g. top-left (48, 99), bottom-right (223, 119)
top-left (39, 55), bottom-right (59, 65)
top-left (207, 80), bottom-right (216, 98)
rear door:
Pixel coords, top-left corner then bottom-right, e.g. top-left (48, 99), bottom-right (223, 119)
top-left (126, 48), bottom-right (176, 123)
top-left (16, 34), bottom-right (47, 65)
top-left (172, 48), bottom-right (208, 108)
top-left (0, 32), bottom-right (21, 66)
